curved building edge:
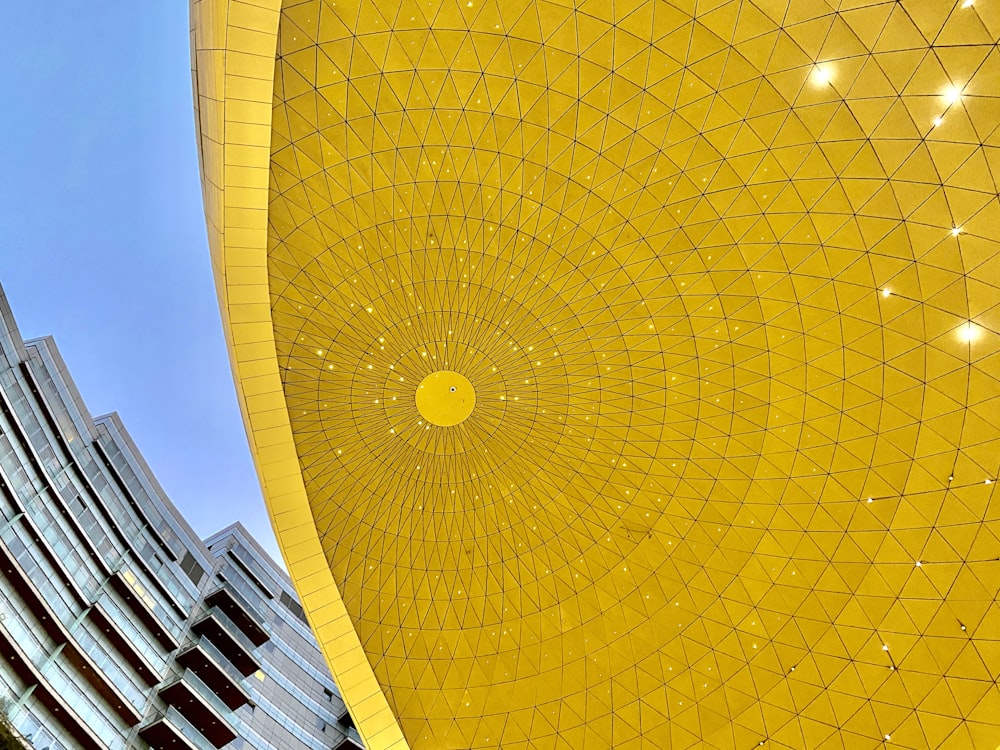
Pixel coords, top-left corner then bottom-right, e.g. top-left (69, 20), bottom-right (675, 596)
top-left (188, 2), bottom-right (410, 748)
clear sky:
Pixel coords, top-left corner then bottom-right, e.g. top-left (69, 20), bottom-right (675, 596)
top-left (0, 5), bottom-right (280, 561)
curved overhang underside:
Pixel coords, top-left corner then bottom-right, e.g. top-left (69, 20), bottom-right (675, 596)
top-left (193, 1), bottom-right (1000, 749)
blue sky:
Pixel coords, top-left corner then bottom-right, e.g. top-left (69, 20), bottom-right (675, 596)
top-left (0, 5), bottom-right (278, 561)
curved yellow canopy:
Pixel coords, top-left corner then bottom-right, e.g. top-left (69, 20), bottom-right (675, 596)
top-left (191, 1), bottom-right (1000, 748)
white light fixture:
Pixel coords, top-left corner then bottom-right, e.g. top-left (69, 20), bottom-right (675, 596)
top-left (882, 289), bottom-right (891, 298)
top-left (944, 85), bottom-right (962, 105)
top-left (951, 226), bottom-right (962, 236)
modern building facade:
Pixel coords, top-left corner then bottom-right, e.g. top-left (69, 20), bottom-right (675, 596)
top-left (192, 1), bottom-right (1000, 749)
top-left (0, 283), bottom-right (362, 750)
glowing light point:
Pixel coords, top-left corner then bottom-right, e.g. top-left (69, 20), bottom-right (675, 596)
top-left (194, 4), bottom-right (1000, 745)
top-left (958, 322), bottom-right (978, 342)
top-left (811, 66), bottom-right (832, 86)
top-left (962, 0), bottom-right (974, 7)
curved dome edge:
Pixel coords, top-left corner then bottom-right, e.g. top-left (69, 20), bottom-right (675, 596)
top-left (190, 1), bottom-right (409, 747)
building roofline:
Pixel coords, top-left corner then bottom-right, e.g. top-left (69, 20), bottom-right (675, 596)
top-left (0, 282), bottom-right (213, 568)
top-left (22, 334), bottom-right (100, 447)
top-left (95, 411), bottom-right (212, 566)
top-left (0, 282), bottom-right (30, 366)
top-left (204, 521), bottom-right (292, 586)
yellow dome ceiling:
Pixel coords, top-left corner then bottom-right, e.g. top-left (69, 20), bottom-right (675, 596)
top-left (191, 0), bottom-right (1000, 748)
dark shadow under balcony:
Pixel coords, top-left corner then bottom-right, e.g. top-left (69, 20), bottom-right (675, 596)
top-left (63, 638), bottom-right (143, 726)
top-left (158, 669), bottom-right (237, 748)
top-left (0, 626), bottom-right (105, 750)
top-left (0, 537), bottom-right (144, 725)
top-left (0, 535), bottom-right (67, 646)
top-left (176, 638), bottom-right (250, 710)
top-left (338, 707), bottom-right (356, 730)
top-left (138, 708), bottom-right (202, 750)
top-left (109, 570), bottom-right (179, 651)
top-left (190, 611), bottom-right (260, 677)
top-left (204, 582), bottom-right (268, 647)
top-left (87, 600), bottom-right (162, 685)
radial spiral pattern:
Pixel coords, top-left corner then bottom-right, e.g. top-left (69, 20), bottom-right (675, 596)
top-left (194, 0), bottom-right (1000, 748)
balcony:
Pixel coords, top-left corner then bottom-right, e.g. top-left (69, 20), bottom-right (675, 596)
top-left (109, 569), bottom-right (179, 650)
top-left (62, 637), bottom-right (143, 726)
top-left (158, 669), bottom-right (237, 748)
top-left (176, 638), bottom-right (250, 710)
top-left (0, 624), bottom-right (105, 750)
top-left (0, 537), bottom-right (142, 725)
top-left (334, 737), bottom-right (365, 750)
top-left (190, 610), bottom-right (260, 677)
top-left (338, 707), bottom-right (356, 730)
top-left (0, 536), bottom-right (69, 646)
top-left (87, 598), bottom-right (162, 684)
top-left (203, 582), bottom-right (269, 646)
top-left (138, 708), bottom-right (202, 750)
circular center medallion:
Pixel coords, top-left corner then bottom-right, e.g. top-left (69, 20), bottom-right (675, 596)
top-left (415, 371), bottom-right (476, 427)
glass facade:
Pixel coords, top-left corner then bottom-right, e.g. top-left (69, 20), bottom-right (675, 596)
top-left (0, 283), bottom-right (362, 750)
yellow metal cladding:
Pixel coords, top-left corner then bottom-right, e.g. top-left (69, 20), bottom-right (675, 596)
top-left (191, 0), bottom-right (408, 747)
top-left (193, 1), bottom-right (1000, 748)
